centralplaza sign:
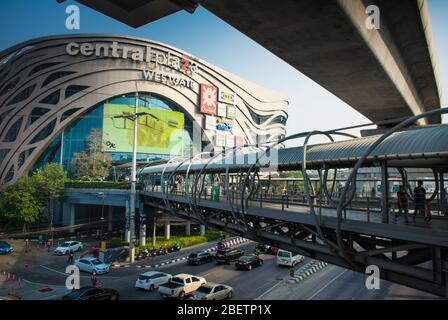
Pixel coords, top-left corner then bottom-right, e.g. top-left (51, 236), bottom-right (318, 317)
top-left (66, 41), bottom-right (197, 89)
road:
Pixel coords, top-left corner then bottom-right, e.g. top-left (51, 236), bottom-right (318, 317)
top-left (1, 238), bottom-right (443, 300)
top-left (3, 241), bottom-right (312, 300)
top-left (258, 263), bottom-right (442, 300)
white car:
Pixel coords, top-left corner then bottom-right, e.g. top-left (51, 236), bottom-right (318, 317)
top-left (277, 249), bottom-right (304, 267)
top-left (135, 271), bottom-right (172, 291)
top-left (158, 273), bottom-right (207, 299)
top-left (75, 257), bottom-right (110, 275)
top-left (54, 241), bottom-right (83, 255)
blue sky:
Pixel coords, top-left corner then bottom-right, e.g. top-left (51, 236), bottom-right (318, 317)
top-left (0, 0), bottom-right (446, 144)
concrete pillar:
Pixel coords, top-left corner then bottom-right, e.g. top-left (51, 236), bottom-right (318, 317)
top-left (152, 217), bottom-right (157, 248)
top-left (108, 206), bottom-right (113, 232)
top-left (185, 221), bottom-right (191, 236)
top-left (69, 204), bottom-right (75, 233)
top-left (440, 172), bottom-right (446, 214)
top-left (165, 220), bottom-right (171, 240)
top-left (125, 200), bottom-right (130, 243)
top-left (381, 161), bottom-right (389, 223)
top-left (139, 203), bottom-right (146, 246)
top-left (200, 224), bottom-right (206, 236)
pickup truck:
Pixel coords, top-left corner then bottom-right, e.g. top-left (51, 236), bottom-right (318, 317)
top-left (158, 273), bottom-right (207, 299)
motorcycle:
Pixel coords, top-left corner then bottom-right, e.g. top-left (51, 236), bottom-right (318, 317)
top-left (157, 246), bottom-right (167, 256)
top-left (169, 244), bottom-right (181, 253)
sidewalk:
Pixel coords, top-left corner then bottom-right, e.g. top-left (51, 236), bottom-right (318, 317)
top-left (0, 275), bottom-right (68, 300)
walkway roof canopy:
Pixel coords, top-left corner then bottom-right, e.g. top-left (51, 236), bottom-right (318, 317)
top-left (141, 125), bottom-right (448, 175)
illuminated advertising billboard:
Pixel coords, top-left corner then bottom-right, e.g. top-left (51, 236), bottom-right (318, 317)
top-left (200, 83), bottom-right (218, 115)
top-left (102, 104), bottom-right (184, 156)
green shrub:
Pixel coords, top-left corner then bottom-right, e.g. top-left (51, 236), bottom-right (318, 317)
top-left (108, 237), bottom-right (129, 249)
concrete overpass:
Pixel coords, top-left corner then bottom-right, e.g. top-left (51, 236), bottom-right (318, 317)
top-left (72, 0), bottom-right (442, 125)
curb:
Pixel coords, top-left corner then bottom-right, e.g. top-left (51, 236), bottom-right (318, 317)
top-left (111, 237), bottom-right (250, 269)
top-left (289, 261), bottom-right (328, 283)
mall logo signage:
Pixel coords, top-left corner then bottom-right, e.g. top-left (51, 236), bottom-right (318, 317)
top-left (218, 88), bottom-right (237, 105)
top-left (66, 41), bottom-right (198, 74)
top-left (200, 83), bottom-right (218, 115)
top-left (143, 70), bottom-right (195, 89)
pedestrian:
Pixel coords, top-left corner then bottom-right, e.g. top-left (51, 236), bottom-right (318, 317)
top-left (68, 250), bottom-right (74, 264)
top-left (255, 248), bottom-right (260, 257)
top-left (413, 180), bottom-right (426, 222)
top-left (25, 238), bottom-right (29, 253)
top-left (396, 185), bottom-right (408, 223)
top-left (91, 274), bottom-right (98, 287)
top-left (46, 239), bottom-right (51, 252)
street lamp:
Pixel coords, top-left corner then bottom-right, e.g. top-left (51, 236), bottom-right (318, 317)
top-left (113, 92), bottom-right (149, 263)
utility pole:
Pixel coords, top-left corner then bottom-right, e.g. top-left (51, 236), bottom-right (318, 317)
top-left (129, 92), bottom-right (138, 263)
top-left (114, 92), bottom-right (149, 264)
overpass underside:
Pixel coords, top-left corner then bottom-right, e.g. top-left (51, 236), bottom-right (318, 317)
top-left (202, 0), bottom-right (442, 126)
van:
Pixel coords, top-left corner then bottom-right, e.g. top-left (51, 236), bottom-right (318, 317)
top-left (277, 249), bottom-right (304, 267)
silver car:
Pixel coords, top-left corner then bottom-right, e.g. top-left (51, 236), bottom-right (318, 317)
top-left (191, 282), bottom-right (233, 300)
top-left (75, 257), bottom-right (110, 275)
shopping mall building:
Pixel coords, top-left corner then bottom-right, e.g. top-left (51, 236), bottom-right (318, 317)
top-left (0, 34), bottom-right (288, 186)
top-left (0, 34), bottom-right (288, 235)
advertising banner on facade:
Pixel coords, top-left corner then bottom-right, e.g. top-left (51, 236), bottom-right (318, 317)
top-left (102, 104), bottom-right (184, 156)
top-left (226, 133), bottom-right (235, 148)
top-left (218, 88), bottom-right (237, 104)
top-left (216, 131), bottom-right (226, 147)
top-left (205, 115), bottom-right (217, 131)
top-left (235, 135), bottom-right (244, 155)
top-left (226, 105), bottom-right (236, 119)
top-left (200, 83), bottom-right (218, 115)
top-left (217, 103), bottom-right (227, 118)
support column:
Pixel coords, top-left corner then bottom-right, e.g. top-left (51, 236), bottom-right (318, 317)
top-left (139, 203), bottom-right (146, 246)
top-left (200, 224), bottom-right (206, 236)
top-left (69, 204), bottom-right (75, 233)
top-left (152, 217), bottom-right (157, 248)
top-left (125, 200), bottom-right (130, 243)
top-left (165, 220), bottom-right (171, 240)
top-left (108, 206), bottom-right (113, 232)
top-left (440, 172), bottom-right (446, 215)
top-left (381, 161), bottom-right (389, 223)
top-left (185, 221), bottom-right (191, 236)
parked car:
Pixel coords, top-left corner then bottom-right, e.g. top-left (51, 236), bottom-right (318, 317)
top-left (191, 282), bottom-right (233, 300)
top-left (188, 252), bottom-right (213, 265)
top-left (0, 241), bottom-right (13, 255)
top-left (135, 271), bottom-right (172, 291)
top-left (62, 286), bottom-right (119, 300)
top-left (54, 241), bottom-right (83, 255)
top-left (215, 248), bottom-right (244, 264)
top-left (0, 294), bottom-right (21, 300)
top-left (277, 249), bottom-right (304, 267)
top-left (256, 243), bottom-right (270, 253)
top-left (235, 255), bottom-right (263, 270)
top-left (75, 256), bottom-right (110, 275)
top-left (158, 273), bottom-right (206, 299)
top-left (266, 246), bottom-right (279, 255)
top-left (256, 243), bottom-right (278, 255)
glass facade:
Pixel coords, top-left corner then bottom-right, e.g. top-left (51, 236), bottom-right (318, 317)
top-left (32, 92), bottom-right (195, 178)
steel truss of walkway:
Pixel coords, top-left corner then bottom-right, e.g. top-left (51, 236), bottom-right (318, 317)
top-left (139, 108), bottom-right (448, 297)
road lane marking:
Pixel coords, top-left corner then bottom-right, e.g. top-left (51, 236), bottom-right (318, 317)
top-left (306, 269), bottom-right (347, 300)
top-left (255, 279), bottom-right (284, 300)
top-left (39, 265), bottom-right (120, 279)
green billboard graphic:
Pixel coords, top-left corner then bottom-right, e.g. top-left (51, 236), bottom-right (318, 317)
top-left (102, 104), bottom-right (184, 156)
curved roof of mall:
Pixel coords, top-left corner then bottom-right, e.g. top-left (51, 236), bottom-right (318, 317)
top-left (141, 125), bottom-right (448, 174)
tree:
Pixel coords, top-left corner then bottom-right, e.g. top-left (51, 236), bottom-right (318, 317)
top-left (70, 128), bottom-right (112, 180)
top-left (33, 163), bottom-right (67, 238)
top-left (0, 177), bottom-right (43, 232)
top-left (33, 163), bottom-right (67, 201)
